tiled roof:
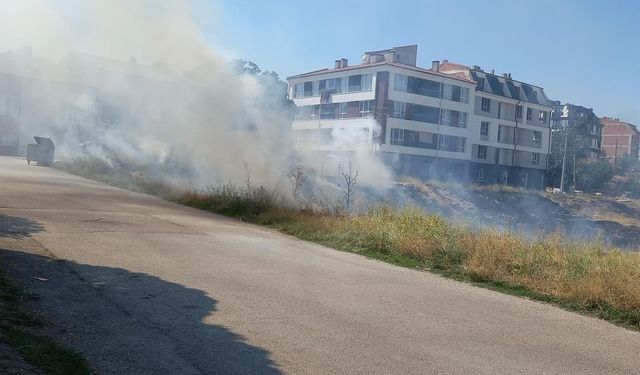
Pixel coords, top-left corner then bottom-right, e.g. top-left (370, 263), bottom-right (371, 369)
top-left (437, 60), bottom-right (552, 106)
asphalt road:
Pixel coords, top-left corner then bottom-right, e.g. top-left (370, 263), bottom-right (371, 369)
top-left (0, 156), bottom-right (639, 375)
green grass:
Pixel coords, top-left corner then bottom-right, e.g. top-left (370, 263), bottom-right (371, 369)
top-left (0, 272), bottom-right (91, 375)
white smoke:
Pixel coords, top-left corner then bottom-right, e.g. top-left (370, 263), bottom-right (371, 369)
top-left (0, 0), bottom-right (394, 195)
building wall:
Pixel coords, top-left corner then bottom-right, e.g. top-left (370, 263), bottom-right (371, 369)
top-left (601, 117), bottom-right (639, 162)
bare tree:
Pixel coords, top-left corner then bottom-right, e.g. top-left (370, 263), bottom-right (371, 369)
top-left (242, 160), bottom-right (252, 198)
top-left (338, 161), bottom-right (358, 214)
top-left (288, 166), bottom-right (307, 204)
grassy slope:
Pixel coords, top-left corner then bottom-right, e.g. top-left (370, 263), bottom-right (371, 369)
top-left (0, 271), bottom-right (90, 375)
top-left (56, 160), bottom-right (640, 331)
top-left (177, 191), bottom-right (640, 331)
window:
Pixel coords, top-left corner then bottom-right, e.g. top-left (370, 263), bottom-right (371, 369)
top-left (526, 107), bottom-right (532, 121)
top-left (480, 121), bottom-right (489, 136)
top-left (310, 105), bottom-right (319, 119)
top-left (320, 103), bottom-right (337, 119)
top-left (481, 97), bottom-right (491, 112)
top-left (532, 153), bottom-right (540, 166)
top-left (362, 74), bottom-right (373, 91)
top-left (393, 101), bottom-right (406, 118)
top-left (394, 74), bottom-right (408, 91)
top-left (497, 102), bottom-right (502, 119)
top-left (410, 104), bottom-right (440, 124)
top-left (459, 87), bottom-right (469, 103)
top-left (478, 168), bottom-right (485, 181)
top-left (320, 78), bottom-right (342, 94)
top-left (533, 131), bottom-right (542, 144)
top-left (477, 145), bottom-right (487, 160)
top-left (405, 130), bottom-right (419, 145)
top-left (0, 134), bottom-right (10, 145)
top-left (538, 111), bottom-right (548, 124)
top-left (303, 81), bottom-right (313, 97)
top-left (438, 135), bottom-right (466, 153)
top-left (407, 76), bottom-right (441, 98)
top-left (338, 102), bottom-right (348, 118)
top-left (516, 105), bottom-right (523, 119)
top-left (348, 75), bottom-right (362, 92)
top-left (477, 77), bottom-right (485, 90)
top-left (294, 84), bottom-right (304, 98)
top-left (390, 128), bottom-right (404, 145)
top-left (497, 125), bottom-right (502, 142)
top-left (443, 84), bottom-right (469, 103)
top-left (441, 110), bottom-right (467, 128)
top-left (359, 100), bottom-right (373, 117)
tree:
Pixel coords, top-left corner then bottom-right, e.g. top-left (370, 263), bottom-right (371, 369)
top-left (337, 162), bottom-right (358, 214)
top-left (546, 121), bottom-right (597, 189)
top-left (618, 154), bottom-right (639, 174)
top-left (574, 159), bottom-right (614, 192)
top-left (232, 59), bottom-right (290, 106)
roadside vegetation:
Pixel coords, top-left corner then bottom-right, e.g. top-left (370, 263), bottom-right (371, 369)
top-left (0, 271), bottom-right (90, 375)
top-left (57, 158), bottom-right (640, 330)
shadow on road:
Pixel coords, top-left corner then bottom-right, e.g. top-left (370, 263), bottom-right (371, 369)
top-left (0, 214), bottom-right (45, 239)
top-left (0, 248), bottom-right (282, 375)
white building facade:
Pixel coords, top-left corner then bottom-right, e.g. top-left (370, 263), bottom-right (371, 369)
top-left (287, 45), bottom-right (553, 189)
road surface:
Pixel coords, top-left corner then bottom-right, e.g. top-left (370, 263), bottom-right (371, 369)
top-left (0, 156), bottom-right (638, 374)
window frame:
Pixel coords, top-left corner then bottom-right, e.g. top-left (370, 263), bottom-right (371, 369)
top-left (477, 145), bottom-right (488, 160)
top-left (481, 97), bottom-right (491, 112)
top-left (390, 128), bottom-right (405, 145)
top-left (532, 152), bottom-right (540, 166)
top-left (480, 121), bottom-right (490, 136)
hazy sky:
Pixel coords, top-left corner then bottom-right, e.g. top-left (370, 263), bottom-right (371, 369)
top-left (204, 0), bottom-right (640, 125)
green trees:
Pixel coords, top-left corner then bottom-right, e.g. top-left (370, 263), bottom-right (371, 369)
top-left (574, 159), bottom-right (614, 192)
top-left (547, 126), bottom-right (582, 190)
top-left (546, 120), bottom-right (611, 192)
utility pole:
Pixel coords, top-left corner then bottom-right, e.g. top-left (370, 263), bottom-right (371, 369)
top-left (572, 151), bottom-right (576, 189)
top-left (614, 139), bottom-right (619, 167)
top-left (560, 127), bottom-right (568, 193)
top-left (317, 89), bottom-right (323, 154)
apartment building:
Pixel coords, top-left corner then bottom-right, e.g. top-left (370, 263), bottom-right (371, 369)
top-left (287, 45), bottom-right (553, 188)
top-left (550, 103), bottom-right (603, 160)
top-left (601, 117), bottom-right (639, 164)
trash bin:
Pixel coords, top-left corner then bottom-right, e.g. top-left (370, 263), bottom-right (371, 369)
top-left (26, 137), bottom-right (55, 167)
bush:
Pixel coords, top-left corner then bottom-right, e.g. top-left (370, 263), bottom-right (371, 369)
top-left (576, 159), bottom-right (614, 192)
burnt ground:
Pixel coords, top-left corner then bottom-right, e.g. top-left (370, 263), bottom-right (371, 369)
top-left (384, 182), bottom-right (640, 250)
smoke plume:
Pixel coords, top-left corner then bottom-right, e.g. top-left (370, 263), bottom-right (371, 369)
top-left (0, 0), bottom-right (393, 193)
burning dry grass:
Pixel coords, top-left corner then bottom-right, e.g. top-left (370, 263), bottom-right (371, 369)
top-left (179, 189), bottom-right (640, 328)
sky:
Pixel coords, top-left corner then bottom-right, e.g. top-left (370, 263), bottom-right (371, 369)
top-left (202, 0), bottom-right (640, 125)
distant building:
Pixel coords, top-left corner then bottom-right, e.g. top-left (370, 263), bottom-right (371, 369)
top-left (287, 45), bottom-right (554, 189)
top-left (601, 117), bottom-right (640, 164)
top-left (550, 103), bottom-right (603, 160)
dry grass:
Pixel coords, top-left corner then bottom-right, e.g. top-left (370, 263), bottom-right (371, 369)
top-left (180, 190), bottom-right (640, 327)
top-left (56, 161), bottom-right (640, 329)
